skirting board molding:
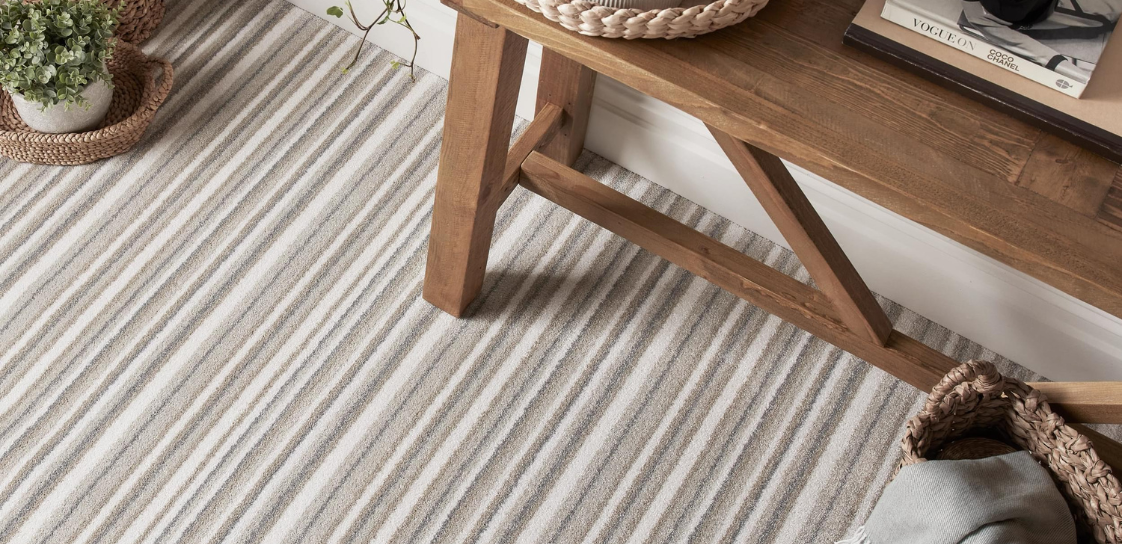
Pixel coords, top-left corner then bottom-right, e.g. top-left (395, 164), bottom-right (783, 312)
top-left (286, 0), bottom-right (1122, 381)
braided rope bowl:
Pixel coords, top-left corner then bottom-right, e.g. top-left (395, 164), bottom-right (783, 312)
top-left (899, 360), bottom-right (1122, 544)
top-left (109, 0), bottom-right (165, 43)
top-left (0, 42), bottom-right (173, 165)
top-left (517, 0), bottom-right (769, 39)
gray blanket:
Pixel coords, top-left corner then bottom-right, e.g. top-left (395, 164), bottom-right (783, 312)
top-left (837, 451), bottom-right (1076, 544)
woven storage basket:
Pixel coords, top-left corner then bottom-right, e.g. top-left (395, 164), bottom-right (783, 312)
top-left (935, 436), bottom-right (1018, 460)
top-left (899, 360), bottom-right (1122, 543)
top-left (0, 42), bottom-right (173, 165)
top-left (23, 0), bottom-right (165, 44)
top-left (517, 0), bottom-right (769, 39)
top-left (108, 0), bottom-right (165, 43)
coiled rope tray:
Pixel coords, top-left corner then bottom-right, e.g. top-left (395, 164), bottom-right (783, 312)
top-left (0, 42), bottom-right (173, 165)
top-left (517, 0), bottom-right (769, 39)
top-left (899, 360), bottom-right (1122, 544)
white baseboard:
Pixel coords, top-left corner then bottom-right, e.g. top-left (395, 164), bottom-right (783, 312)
top-left (286, 0), bottom-right (1122, 381)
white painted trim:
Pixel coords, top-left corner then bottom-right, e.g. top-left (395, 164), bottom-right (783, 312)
top-left (286, 0), bottom-right (1122, 381)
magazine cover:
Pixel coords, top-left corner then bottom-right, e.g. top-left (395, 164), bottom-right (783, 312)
top-left (882, 0), bottom-right (1122, 97)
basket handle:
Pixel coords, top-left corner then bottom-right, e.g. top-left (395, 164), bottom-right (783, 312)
top-left (146, 58), bottom-right (174, 112)
top-left (922, 360), bottom-right (1006, 414)
top-left (899, 360), bottom-right (1009, 469)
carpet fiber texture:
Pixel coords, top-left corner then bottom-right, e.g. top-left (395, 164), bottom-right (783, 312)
top-left (0, 0), bottom-right (1042, 542)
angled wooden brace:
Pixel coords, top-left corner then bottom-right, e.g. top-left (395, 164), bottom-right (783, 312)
top-left (708, 126), bottom-right (893, 346)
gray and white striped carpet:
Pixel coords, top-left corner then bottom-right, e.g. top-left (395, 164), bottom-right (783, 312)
top-left (0, 1), bottom-right (1043, 543)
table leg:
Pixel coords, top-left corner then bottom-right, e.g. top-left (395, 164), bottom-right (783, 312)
top-left (535, 49), bottom-right (596, 166)
top-left (423, 16), bottom-right (528, 317)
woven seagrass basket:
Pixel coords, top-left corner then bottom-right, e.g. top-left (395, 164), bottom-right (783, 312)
top-left (935, 436), bottom-right (1017, 460)
top-left (109, 0), bottom-right (165, 43)
top-left (24, 0), bottom-right (165, 43)
top-left (0, 42), bottom-right (173, 165)
top-left (899, 360), bottom-right (1122, 544)
top-left (517, 0), bottom-right (769, 39)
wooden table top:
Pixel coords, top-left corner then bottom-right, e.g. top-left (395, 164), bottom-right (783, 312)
top-left (453, 0), bottom-right (1122, 319)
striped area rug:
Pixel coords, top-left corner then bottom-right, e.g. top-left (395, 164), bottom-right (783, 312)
top-left (0, 0), bottom-right (1042, 542)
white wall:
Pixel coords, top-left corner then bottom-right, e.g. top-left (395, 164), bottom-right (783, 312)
top-left (286, 0), bottom-right (1122, 381)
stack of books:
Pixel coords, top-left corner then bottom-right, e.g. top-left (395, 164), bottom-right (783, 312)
top-left (845, 0), bottom-right (1122, 161)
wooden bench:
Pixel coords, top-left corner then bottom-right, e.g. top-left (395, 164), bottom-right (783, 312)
top-left (421, 0), bottom-right (1122, 466)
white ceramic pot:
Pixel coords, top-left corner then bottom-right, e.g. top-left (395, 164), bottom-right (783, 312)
top-left (594, 0), bottom-right (682, 9)
top-left (10, 78), bottom-right (113, 134)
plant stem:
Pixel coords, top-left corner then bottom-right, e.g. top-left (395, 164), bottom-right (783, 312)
top-left (340, 0), bottom-right (419, 80)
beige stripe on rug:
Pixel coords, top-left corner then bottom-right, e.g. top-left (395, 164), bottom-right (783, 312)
top-left (0, 0), bottom-right (1047, 543)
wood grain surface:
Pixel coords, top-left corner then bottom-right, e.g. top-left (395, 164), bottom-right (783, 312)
top-left (1017, 134), bottom-right (1119, 216)
top-left (491, 102), bottom-right (562, 213)
top-left (422, 17), bottom-right (527, 316)
top-left (709, 126), bottom-right (892, 345)
top-left (1102, 172), bottom-right (1122, 233)
top-left (1031, 382), bottom-right (1122, 423)
top-left (519, 150), bottom-right (959, 390)
top-left (519, 149), bottom-right (1122, 473)
top-left (432, 0), bottom-right (1122, 470)
top-left (535, 49), bottom-right (596, 166)
top-left (453, 0), bottom-right (1122, 319)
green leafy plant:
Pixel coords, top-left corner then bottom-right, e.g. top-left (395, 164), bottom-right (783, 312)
top-left (0, 0), bottom-right (118, 110)
top-left (328, 0), bottom-right (419, 79)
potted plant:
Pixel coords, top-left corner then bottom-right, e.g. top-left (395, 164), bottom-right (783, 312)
top-left (0, 0), bottom-right (118, 133)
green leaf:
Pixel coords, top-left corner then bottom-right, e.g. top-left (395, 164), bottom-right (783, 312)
top-left (0, 0), bottom-right (117, 109)
top-left (326, 6), bottom-right (344, 17)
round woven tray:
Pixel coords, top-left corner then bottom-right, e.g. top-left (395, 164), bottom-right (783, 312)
top-left (109, 0), bottom-right (165, 43)
top-left (0, 42), bottom-right (173, 165)
top-left (899, 360), bottom-right (1122, 544)
top-left (517, 0), bottom-right (769, 39)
